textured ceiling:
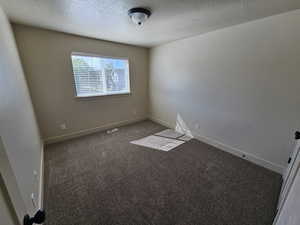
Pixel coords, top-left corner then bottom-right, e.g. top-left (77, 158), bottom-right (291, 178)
top-left (0, 0), bottom-right (300, 47)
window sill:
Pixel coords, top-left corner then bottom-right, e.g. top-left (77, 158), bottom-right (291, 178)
top-left (74, 92), bottom-right (131, 100)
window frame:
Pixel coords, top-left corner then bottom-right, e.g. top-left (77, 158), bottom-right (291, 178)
top-left (70, 52), bottom-right (131, 98)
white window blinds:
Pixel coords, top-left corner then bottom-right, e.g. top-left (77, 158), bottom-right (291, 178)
top-left (71, 53), bottom-right (130, 97)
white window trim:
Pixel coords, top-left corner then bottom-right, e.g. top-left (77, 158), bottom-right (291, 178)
top-left (70, 52), bottom-right (131, 98)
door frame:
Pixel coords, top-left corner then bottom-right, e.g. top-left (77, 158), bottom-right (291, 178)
top-left (274, 132), bottom-right (300, 224)
top-left (0, 136), bottom-right (27, 225)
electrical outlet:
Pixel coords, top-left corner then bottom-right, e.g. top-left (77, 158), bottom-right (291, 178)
top-left (31, 193), bottom-right (36, 208)
top-left (195, 123), bottom-right (200, 130)
top-left (60, 123), bottom-right (67, 130)
top-left (33, 170), bottom-right (38, 180)
top-left (132, 109), bottom-right (137, 115)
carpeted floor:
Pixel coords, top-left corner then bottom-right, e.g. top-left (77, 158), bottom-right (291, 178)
top-left (44, 120), bottom-right (282, 225)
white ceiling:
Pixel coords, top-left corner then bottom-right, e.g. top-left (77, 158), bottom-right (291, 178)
top-left (0, 0), bottom-right (300, 47)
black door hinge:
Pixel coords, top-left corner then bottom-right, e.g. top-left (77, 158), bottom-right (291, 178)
top-left (295, 131), bottom-right (300, 140)
top-left (23, 210), bottom-right (45, 225)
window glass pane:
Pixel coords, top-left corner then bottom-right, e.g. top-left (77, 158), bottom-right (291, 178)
top-left (71, 54), bottom-right (130, 97)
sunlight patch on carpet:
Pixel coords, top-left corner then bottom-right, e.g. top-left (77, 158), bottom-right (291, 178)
top-left (131, 135), bottom-right (185, 151)
top-left (154, 129), bottom-right (184, 139)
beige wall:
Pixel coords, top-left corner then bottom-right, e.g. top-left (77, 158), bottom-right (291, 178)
top-left (149, 10), bottom-right (300, 173)
top-left (0, 7), bottom-right (43, 218)
top-left (12, 24), bottom-right (149, 142)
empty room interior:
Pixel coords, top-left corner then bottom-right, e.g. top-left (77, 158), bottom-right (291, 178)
top-left (1, 0), bottom-right (300, 225)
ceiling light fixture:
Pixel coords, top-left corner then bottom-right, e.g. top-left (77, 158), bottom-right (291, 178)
top-left (128, 7), bottom-right (151, 26)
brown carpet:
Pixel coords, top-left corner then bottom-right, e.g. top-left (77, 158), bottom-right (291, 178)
top-left (44, 120), bottom-right (282, 225)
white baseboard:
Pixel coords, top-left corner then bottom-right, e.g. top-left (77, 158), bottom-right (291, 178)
top-left (149, 116), bottom-right (284, 174)
top-left (38, 145), bottom-right (44, 209)
top-left (44, 117), bottom-right (147, 144)
top-left (194, 133), bottom-right (284, 174)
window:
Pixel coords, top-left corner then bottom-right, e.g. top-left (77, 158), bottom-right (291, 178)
top-left (71, 53), bottom-right (130, 97)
